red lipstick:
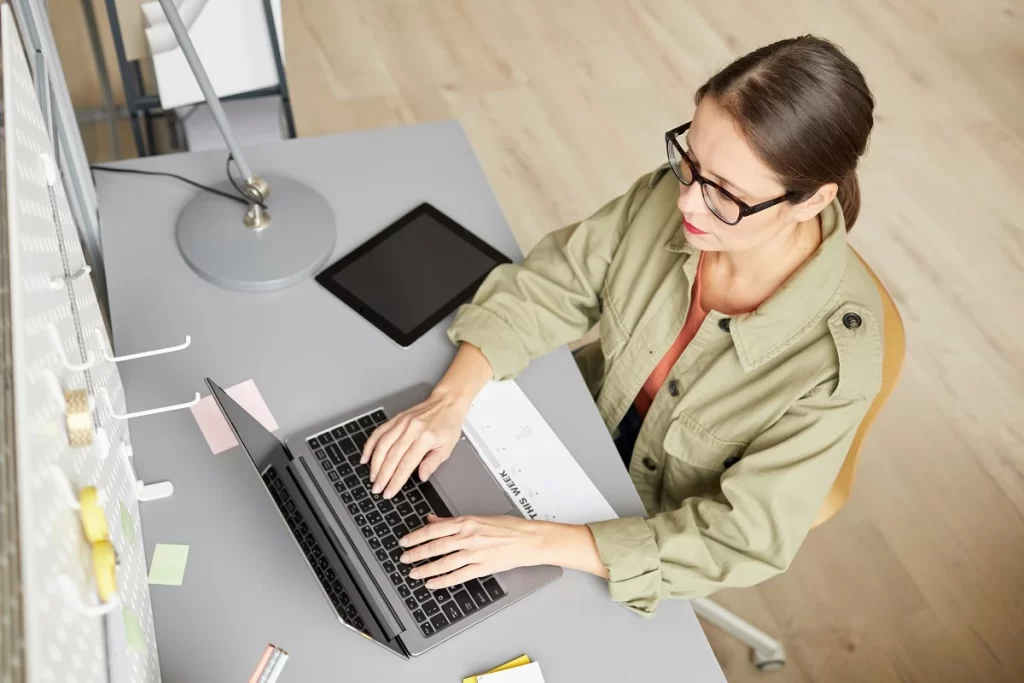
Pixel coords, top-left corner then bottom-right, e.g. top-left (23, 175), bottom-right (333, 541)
top-left (683, 218), bottom-right (708, 236)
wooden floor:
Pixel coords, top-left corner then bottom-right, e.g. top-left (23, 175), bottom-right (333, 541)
top-left (56, 0), bottom-right (1024, 680)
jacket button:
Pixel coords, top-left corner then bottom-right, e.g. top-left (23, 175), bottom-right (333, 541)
top-left (843, 312), bottom-right (862, 330)
top-left (723, 454), bottom-right (741, 469)
top-left (642, 457), bottom-right (657, 471)
top-left (667, 379), bottom-right (680, 397)
top-left (719, 318), bottom-right (731, 333)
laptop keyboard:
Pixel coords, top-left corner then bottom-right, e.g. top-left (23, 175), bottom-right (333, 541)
top-left (262, 467), bottom-right (368, 634)
top-left (308, 409), bottom-right (507, 638)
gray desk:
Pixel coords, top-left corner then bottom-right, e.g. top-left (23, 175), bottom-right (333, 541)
top-left (96, 120), bottom-right (725, 683)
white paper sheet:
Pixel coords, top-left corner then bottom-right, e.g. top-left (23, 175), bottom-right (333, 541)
top-left (463, 380), bottom-right (618, 526)
top-left (478, 661), bottom-right (546, 682)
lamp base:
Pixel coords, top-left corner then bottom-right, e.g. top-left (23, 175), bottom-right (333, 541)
top-left (176, 175), bottom-right (336, 292)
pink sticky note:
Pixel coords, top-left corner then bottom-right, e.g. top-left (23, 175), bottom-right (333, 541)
top-left (190, 379), bottom-right (279, 454)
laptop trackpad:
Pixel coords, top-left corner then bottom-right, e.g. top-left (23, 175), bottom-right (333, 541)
top-left (432, 438), bottom-right (513, 517)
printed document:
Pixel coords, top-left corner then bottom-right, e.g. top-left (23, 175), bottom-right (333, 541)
top-left (463, 380), bottom-right (618, 525)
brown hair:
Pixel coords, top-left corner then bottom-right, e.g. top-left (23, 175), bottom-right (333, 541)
top-left (695, 36), bottom-right (874, 230)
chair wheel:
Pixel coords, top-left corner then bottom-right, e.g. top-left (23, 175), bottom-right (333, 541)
top-left (754, 659), bottom-right (786, 672)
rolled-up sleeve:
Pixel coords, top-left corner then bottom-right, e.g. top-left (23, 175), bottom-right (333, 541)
top-left (587, 391), bottom-right (871, 616)
top-left (447, 172), bottom-right (656, 381)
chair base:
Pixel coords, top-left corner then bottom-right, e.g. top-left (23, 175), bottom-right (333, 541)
top-left (691, 597), bottom-right (787, 672)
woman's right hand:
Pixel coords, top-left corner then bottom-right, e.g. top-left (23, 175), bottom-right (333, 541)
top-left (361, 391), bottom-right (470, 499)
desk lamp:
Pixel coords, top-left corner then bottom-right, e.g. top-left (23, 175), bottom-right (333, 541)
top-left (157, 0), bottom-right (335, 292)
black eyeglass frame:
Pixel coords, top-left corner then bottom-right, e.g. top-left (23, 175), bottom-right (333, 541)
top-left (665, 121), bottom-right (798, 225)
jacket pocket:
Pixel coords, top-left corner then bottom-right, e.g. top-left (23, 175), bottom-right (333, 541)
top-left (662, 413), bottom-right (746, 474)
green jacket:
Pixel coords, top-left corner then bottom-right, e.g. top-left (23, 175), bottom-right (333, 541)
top-left (447, 164), bottom-right (885, 616)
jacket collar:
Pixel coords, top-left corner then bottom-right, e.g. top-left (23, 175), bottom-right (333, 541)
top-left (665, 199), bottom-right (849, 371)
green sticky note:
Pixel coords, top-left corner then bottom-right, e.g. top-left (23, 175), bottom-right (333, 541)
top-left (123, 607), bottom-right (146, 653)
top-left (120, 499), bottom-right (136, 546)
top-left (148, 544), bottom-right (189, 586)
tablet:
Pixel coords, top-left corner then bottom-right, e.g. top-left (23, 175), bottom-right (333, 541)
top-left (315, 203), bottom-right (512, 347)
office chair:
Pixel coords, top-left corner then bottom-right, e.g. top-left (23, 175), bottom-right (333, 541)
top-left (690, 251), bottom-right (906, 671)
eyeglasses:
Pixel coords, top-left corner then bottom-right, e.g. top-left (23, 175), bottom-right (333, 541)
top-left (665, 122), bottom-right (796, 225)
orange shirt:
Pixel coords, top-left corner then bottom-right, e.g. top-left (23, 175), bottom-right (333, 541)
top-left (634, 254), bottom-right (708, 417)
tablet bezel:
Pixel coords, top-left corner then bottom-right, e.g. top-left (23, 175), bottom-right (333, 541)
top-left (315, 202), bottom-right (512, 348)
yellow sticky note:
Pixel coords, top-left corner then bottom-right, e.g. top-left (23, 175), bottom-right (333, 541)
top-left (120, 499), bottom-right (136, 546)
top-left (123, 607), bottom-right (146, 653)
top-left (148, 544), bottom-right (189, 586)
top-left (463, 655), bottom-right (532, 683)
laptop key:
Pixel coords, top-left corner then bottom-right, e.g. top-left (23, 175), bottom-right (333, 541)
top-left (347, 503), bottom-right (360, 516)
top-left (482, 577), bottom-right (505, 601)
top-left (430, 613), bottom-right (449, 631)
top-left (382, 535), bottom-right (399, 550)
top-left (353, 433), bottom-right (368, 450)
top-left (341, 493), bottom-right (354, 504)
top-left (406, 489), bottom-right (423, 503)
top-left (385, 511), bottom-right (402, 526)
top-left (414, 587), bottom-right (431, 602)
top-left (465, 579), bottom-right (491, 607)
top-left (355, 464), bottom-right (371, 479)
top-left (332, 427), bottom-right (346, 439)
top-left (405, 597), bottom-right (418, 611)
top-left (454, 590), bottom-right (477, 615)
top-left (354, 514), bottom-right (367, 527)
top-left (392, 524), bottom-right (409, 539)
top-left (320, 459), bottom-right (332, 473)
top-left (420, 622), bottom-right (435, 637)
top-left (442, 601), bottom-right (463, 623)
top-left (345, 421), bottom-right (360, 434)
top-left (360, 500), bottom-right (376, 514)
top-left (414, 501), bottom-right (431, 517)
top-left (319, 432), bottom-right (335, 444)
top-left (339, 438), bottom-right (356, 455)
top-left (361, 526), bottom-right (373, 539)
top-left (376, 549), bottom-right (388, 562)
top-left (390, 572), bottom-right (403, 587)
top-left (374, 523), bottom-right (390, 537)
top-left (398, 585), bottom-right (411, 598)
top-left (327, 444), bottom-right (344, 465)
top-left (352, 487), bottom-right (368, 500)
top-left (434, 588), bottom-right (451, 603)
top-left (338, 463), bottom-right (353, 477)
top-left (334, 483), bottom-right (346, 494)
top-left (315, 449), bottom-right (327, 461)
top-left (383, 561), bottom-right (396, 574)
top-left (328, 471), bottom-right (341, 482)
top-left (377, 499), bottom-right (394, 513)
top-left (371, 410), bottom-right (387, 423)
top-left (307, 436), bottom-right (319, 448)
top-left (413, 609), bottom-right (426, 623)
top-left (389, 548), bottom-right (404, 563)
top-left (358, 415), bottom-right (374, 429)
top-left (423, 600), bottom-right (440, 616)
top-left (397, 502), bottom-right (415, 517)
top-left (402, 479), bottom-right (417, 494)
top-left (398, 563), bottom-right (411, 577)
top-left (405, 515), bottom-right (423, 531)
top-left (343, 475), bottom-right (360, 489)
top-left (366, 511), bottom-right (383, 526)
top-left (419, 481), bottom-right (452, 517)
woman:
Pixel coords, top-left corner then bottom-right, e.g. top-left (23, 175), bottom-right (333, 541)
top-left (361, 35), bottom-right (883, 617)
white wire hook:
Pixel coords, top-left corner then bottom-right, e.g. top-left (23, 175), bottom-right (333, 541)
top-left (98, 386), bottom-right (200, 421)
top-left (57, 574), bottom-right (119, 617)
top-left (46, 323), bottom-right (96, 372)
top-left (41, 369), bottom-right (67, 411)
top-left (49, 265), bottom-right (92, 290)
top-left (92, 328), bottom-right (191, 363)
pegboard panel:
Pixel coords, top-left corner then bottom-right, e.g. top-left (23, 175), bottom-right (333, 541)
top-left (3, 5), bottom-right (161, 682)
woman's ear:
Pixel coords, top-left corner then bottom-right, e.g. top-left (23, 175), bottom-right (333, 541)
top-left (790, 182), bottom-right (838, 223)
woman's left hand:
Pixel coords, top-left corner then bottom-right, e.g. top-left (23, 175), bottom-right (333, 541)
top-left (398, 514), bottom-right (608, 589)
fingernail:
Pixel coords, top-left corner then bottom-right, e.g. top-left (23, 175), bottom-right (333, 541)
top-left (409, 570), bottom-right (420, 579)
top-left (399, 553), bottom-right (409, 563)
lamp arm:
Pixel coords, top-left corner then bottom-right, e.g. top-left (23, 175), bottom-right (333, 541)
top-left (155, 0), bottom-right (259, 187)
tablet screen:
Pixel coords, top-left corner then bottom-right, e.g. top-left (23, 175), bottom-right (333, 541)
top-left (315, 204), bottom-right (511, 346)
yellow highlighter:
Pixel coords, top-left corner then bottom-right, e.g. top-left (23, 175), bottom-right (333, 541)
top-left (463, 655), bottom-right (532, 683)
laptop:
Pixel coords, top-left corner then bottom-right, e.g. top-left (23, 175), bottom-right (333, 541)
top-left (206, 377), bottom-right (562, 658)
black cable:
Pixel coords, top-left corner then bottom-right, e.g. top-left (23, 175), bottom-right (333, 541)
top-left (90, 160), bottom-right (266, 209)
top-left (226, 154), bottom-right (264, 205)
